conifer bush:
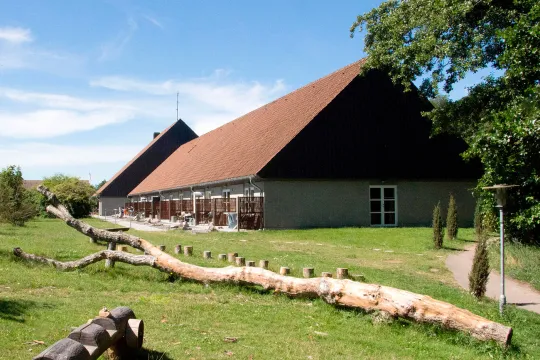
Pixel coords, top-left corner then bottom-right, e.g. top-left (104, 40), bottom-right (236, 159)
top-left (446, 194), bottom-right (458, 240)
top-left (469, 235), bottom-right (490, 299)
top-left (432, 202), bottom-right (444, 249)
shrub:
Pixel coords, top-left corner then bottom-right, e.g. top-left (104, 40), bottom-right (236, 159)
top-left (43, 174), bottom-right (95, 218)
top-left (469, 235), bottom-right (490, 299)
top-left (0, 165), bottom-right (37, 226)
top-left (446, 194), bottom-right (458, 240)
top-left (432, 202), bottom-right (444, 249)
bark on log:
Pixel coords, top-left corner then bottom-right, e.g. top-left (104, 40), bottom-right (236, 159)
top-left (20, 186), bottom-right (514, 346)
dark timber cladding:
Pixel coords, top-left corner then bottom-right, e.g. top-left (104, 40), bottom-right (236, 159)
top-left (258, 70), bottom-right (482, 180)
top-left (96, 119), bottom-right (198, 197)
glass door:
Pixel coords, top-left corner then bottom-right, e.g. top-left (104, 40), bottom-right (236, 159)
top-left (369, 186), bottom-right (397, 226)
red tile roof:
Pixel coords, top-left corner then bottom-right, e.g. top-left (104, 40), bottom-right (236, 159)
top-left (130, 60), bottom-right (365, 195)
top-left (95, 123), bottom-right (176, 195)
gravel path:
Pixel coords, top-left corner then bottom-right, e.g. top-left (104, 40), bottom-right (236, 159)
top-left (446, 244), bottom-right (540, 314)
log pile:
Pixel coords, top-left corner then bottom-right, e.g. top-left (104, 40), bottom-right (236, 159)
top-left (33, 306), bottom-right (143, 360)
top-left (15, 186), bottom-right (513, 346)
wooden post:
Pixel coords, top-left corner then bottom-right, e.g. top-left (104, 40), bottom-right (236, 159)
top-left (184, 246), bottom-right (193, 256)
top-left (235, 257), bottom-right (245, 266)
top-left (337, 268), bottom-right (349, 279)
top-left (203, 251), bottom-right (212, 259)
top-left (246, 261), bottom-right (255, 267)
top-left (303, 268), bottom-right (314, 278)
top-left (321, 272), bottom-right (333, 278)
top-left (259, 260), bottom-right (269, 269)
top-left (280, 267), bottom-right (290, 276)
top-left (174, 244), bottom-right (182, 254)
top-left (218, 254), bottom-right (227, 261)
top-left (158, 245), bottom-right (166, 251)
top-left (227, 252), bottom-right (238, 262)
top-left (105, 242), bottom-right (116, 268)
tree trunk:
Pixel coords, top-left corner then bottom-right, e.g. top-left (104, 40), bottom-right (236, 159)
top-left (19, 186), bottom-right (514, 346)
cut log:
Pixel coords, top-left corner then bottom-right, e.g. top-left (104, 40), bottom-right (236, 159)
top-left (105, 243), bottom-right (116, 268)
top-left (303, 268), bottom-right (314, 278)
top-left (280, 267), bottom-right (290, 276)
top-left (174, 244), bottom-right (182, 254)
top-left (184, 246), bottom-right (193, 256)
top-left (158, 245), bottom-right (166, 251)
top-left (246, 261), bottom-right (256, 267)
top-left (228, 253), bottom-right (238, 262)
top-left (259, 260), bottom-right (269, 269)
top-left (218, 254), bottom-right (227, 261)
top-left (337, 268), bottom-right (349, 279)
top-left (203, 251), bottom-right (212, 259)
top-left (20, 185), bottom-right (514, 346)
top-left (235, 257), bottom-right (245, 266)
top-left (33, 338), bottom-right (91, 360)
top-left (321, 272), bottom-right (333, 278)
top-left (68, 323), bottom-right (110, 357)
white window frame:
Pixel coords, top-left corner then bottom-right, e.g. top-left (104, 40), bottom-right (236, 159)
top-left (369, 185), bottom-right (398, 227)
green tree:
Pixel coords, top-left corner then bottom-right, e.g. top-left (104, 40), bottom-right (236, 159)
top-left (43, 174), bottom-right (95, 218)
top-left (446, 194), bottom-right (458, 240)
top-left (0, 166), bottom-right (37, 226)
top-left (94, 179), bottom-right (107, 191)
top-left (351, 0), bottom-right (540, 242)
top-left (432, 202), bottom-right (444, 249)
top-left (468, 235), bottom-right (490, 299)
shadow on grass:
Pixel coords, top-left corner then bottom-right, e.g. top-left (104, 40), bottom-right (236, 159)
top-left (0, 299), bottom-right (37, 323)
top-left (137, 348), bottom-right (174, 360)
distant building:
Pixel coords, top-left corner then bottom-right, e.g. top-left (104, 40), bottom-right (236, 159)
top-left (95, 119), bottom-right (198, 216)
top-left (127, 60), bottom-right (481, 229)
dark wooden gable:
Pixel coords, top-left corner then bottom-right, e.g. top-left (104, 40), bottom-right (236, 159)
top-left (100, 119), bottom-right (198, 197)
top-left (258, 70), bottom-right (482, 180)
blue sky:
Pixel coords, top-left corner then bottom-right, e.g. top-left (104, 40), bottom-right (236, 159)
top-left (0, 0), bottom-right (491, 185)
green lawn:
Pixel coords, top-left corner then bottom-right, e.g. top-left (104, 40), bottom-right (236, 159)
top-left (489, 240), bottom-right (540, 292)
top-left (1, 219), bottom-right (540, 359)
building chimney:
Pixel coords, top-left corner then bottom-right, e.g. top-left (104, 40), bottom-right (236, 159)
top-left (153, 132), bottom-right (160, 139)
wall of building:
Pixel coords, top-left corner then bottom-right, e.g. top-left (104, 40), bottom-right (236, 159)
top-left (263, 180), bottom-right (476, 229)
top-left (99, 197), bottom-right (127, 216)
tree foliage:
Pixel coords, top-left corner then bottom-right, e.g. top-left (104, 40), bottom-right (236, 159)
top-left (469, 235), bottom-right (490, 299)
top-left (446, 194), bottom-right (458, 240)
top-left (432, 202), bottom-right (444, 249)
top-left (42, 174), bottom-right (95, 218)
top-left (94, 179), bottom-right (107, 191)
top-left (0, 166), bottom-right (37, 226)
top-left (351, 0), bottom-right (540, 242)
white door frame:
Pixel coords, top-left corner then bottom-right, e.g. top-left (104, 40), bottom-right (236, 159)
top-left (369, 185), bottom-right (398, 227)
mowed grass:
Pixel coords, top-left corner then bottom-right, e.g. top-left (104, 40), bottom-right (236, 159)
top-left (0, 219), bottom-right (539, 359)
top-left (489, 240), bottom-right (540, 292)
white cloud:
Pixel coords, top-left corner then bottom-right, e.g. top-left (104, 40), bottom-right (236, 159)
top-left (0, 142), bottom-right (142, 168)
top-left (143, 15), bottom-right (164, 29)
top-left (0, 27), bottom-right (32, 43)
top-left (99, 17), bottom-right (138, 61)
top-left (90, 74), bottom-right (287, 134)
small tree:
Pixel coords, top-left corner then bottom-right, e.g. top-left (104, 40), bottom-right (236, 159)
top-left (432, 202), bottom-right (444, 249)
top-left (469, 235), bottom-right (490, 299)
top-left (446, 194), bottom-right (458, 240)
top-left (0, 165), bottom-right (37, 226)
top-left (43, 174), bottom-right (95, 218)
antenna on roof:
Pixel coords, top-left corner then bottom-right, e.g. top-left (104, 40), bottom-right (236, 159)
top-left (176, 92), bottom-right (179, 121)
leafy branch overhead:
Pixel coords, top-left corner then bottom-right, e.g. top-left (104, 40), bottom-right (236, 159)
top-left (351, 0), bottom-right (540, 242)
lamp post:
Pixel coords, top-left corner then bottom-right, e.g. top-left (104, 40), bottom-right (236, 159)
top-left (482, 184), bottom-right (518, 314)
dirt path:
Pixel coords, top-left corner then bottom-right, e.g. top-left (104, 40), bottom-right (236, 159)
top-left (446, 244), bottom-right (540, 314)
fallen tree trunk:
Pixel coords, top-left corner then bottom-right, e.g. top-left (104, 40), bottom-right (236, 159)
top-left (16, 186), bottom-right (513, 346)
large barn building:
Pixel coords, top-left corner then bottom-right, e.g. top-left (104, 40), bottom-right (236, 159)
top-left (126, 60), bottom-right (481, 229)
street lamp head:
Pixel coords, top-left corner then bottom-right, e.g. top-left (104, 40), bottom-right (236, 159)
top-left (482, 184), bottom-right (519, 208)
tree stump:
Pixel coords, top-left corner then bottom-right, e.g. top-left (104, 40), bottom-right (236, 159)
top-left (321, 272), bottom-right (333, 278)
top-left (203, 251), bottom-right (212, 259)
top-left (235, 257), bottom-right (245, 266)
top-left (337, 268), bottom-right (349, 279)
top-left (259, 260), bottom-right (269, 269)
top-left (174, 244), bottom-right (182, 254)
top-left (158, 245), bottom-right (166, 251)
top-left (303, 268), bottom-right (314, 278)
top-left (105, 242), bottom-right (116, 268)
top-left (218, 254), bottom-right (227, 261)
top-left (246, 261), bottom-right (256, 267)
top-left (280, 267), bottom-right (290, 276)
top-left (117, 245), bottom-right (129, 252)
top-left (228, 252), bottom-right (238, 262)
top-left (184, 246), bottom-right (193, 256)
